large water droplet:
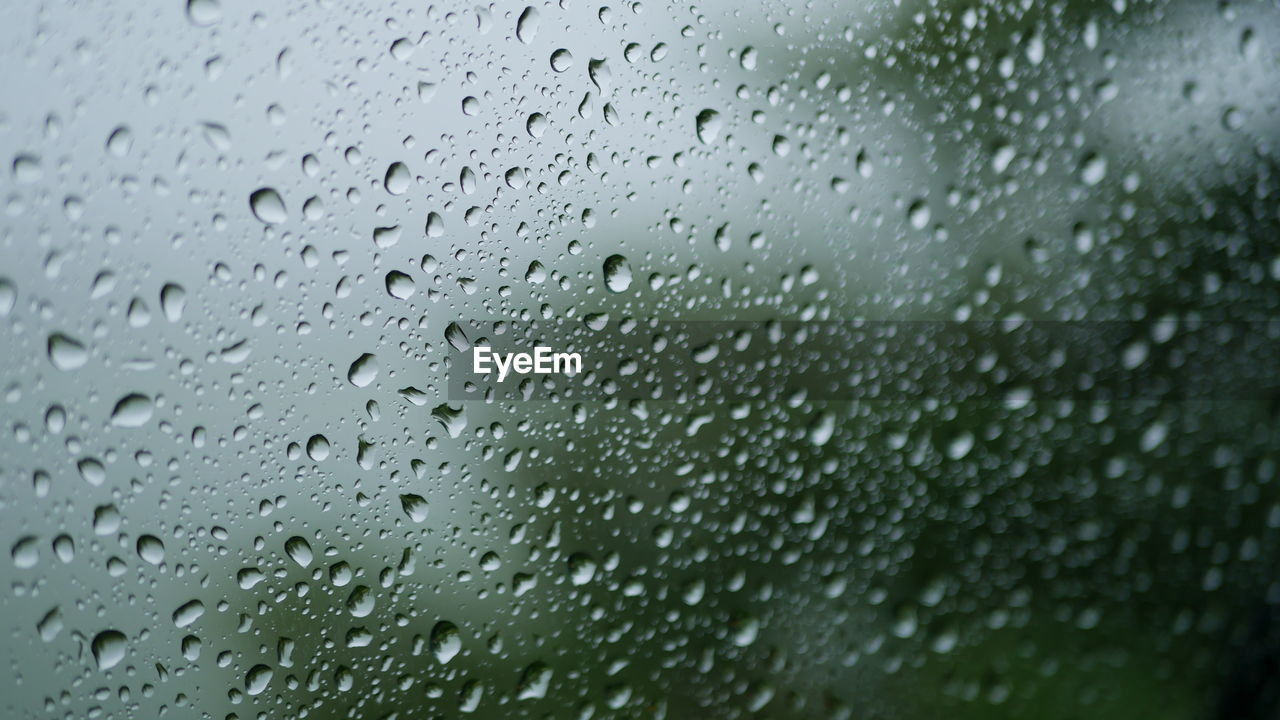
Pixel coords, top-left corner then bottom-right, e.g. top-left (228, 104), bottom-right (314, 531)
top-left (602, 254), bottom-right (632, 293)
top-left (346, 585), bottom-right (374, 617)
top-left (306, 434), bottom-right (330, 461)
top-left (245, 664), bottom-right (273, 695)
top-left (348, 353), bottom-right (378, 387)
top-left (425, 212), bottom-right (444, 237)
top-left (550, 49), bottom-right (574, 72)
top-left (908, 199), bottom-right (930, 230)
top-left (249, 188), bottom-right (287, 224)
top-left (695, 109), bottom-right (722, 144)
top-left (172, 600), bottom-right (205, 628)
top-left (136, 535), bottom-right (165, 565)
top-left (400, 493), bottom-right (429, 522)
top-left (386, 270), bottom-right (415, 299)
top-left (11, 536), bottom-right (38, 568)
top-left (160, 283), bottom-right (185, 322)
top-left (568, 552), bottom-right (597, 585)
top-left (186, 0), bottom-right (221, 26)
top-left (91, 630), bottom-right (127, 670)
top-left (110, 393), bottom-right (153, 427)
top-left (105, 126), bottom-right (132, 157)
top-left (284, 536), bottom-right (313, 567)
top-left (47, 333), bottom-right (87, 370)
top-left (516, 6), bottom-right (540, 43)
top-left (431, 621), bottom-right (462, 663)
top-left (385, 162), bottom-right (411, 195)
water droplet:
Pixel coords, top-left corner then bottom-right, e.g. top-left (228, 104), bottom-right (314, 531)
top-left (47, 333), bottom-right (87, 370)
top-left (730, 612), bottom-right (760, 647)
top-left (390, 38), bottom-right (415, 62)
top-left (430, 621), bottom-right (462, 663)
top-left (37, 607), bottom-right (63, 642)
top-left (400, 493), bottom-right (430, 522)
top-left (186, 0), bottom-right (221, 26)
top-left (249, 188), bottom-right (287, 224)
top-left (432, 403), bottom-right (466, 438)
top-left (93, 504), bottom-right (121, 535)
top-left (136, 535), bottom-right (165, 565)
top-left (517, 7), bottom-right (540, 43)
top-left (550, 49), bottom-right (574, 72)
top-left (52, 534), bottom-right (74, 563)
top-left (386, 270), bottom-right (415, 299)
top-left (330, 561), bottom-right (353, 587)
top-left (78, 457), bottom-right (106, 486)
top-left (947, 431), bottom-right (975, 459)
top-left (459, 679), bottom-right (484, 712)
top-left (908, 199), bottom-right (931, 229)
top-left (172, 600), bottom-right (205, 628)
top-left (516, 661), bottom-right (552, 700)
top-left (237, 567), bottom-right (265, 589)
top-left (284, 536), bottom-right (313, 567)
top-left (0, 277), bottom-right (14, 315)
top-left (568, 552), bottom-right (597, 585)
top-left (347, 353), bottom-right (378, 387)
top-left (346, 585), bottom-right (374, 617)
top-left (1080, 152), bottom-right (1107, 186)
top-left (695, 109), bottom-right (722, 144)
top-left (588, 58), bottom-right (612, 92)
top-left (160, 283), bottom-right (185, 322)
top-left (11, 536), bottom-right (38, 568)
top-left (525, 261), bottom-right (547, 283)
top-left (385, 162), bottom-right (411, 195)
top-left (245, 664), bottom-right (273, 695)
top-left (373, 224), bottom-right (403, 248)
top-left (12, 154), bottom-right (42, 183)
top-left (91, 630), bottom-right (127, 670)
top-left (306, 434), bottom-right (330, 461)
top-left (105, 126), bottom-right (132, 157)
top-left (425, 212), bottom-right (444, 237)
top-left (602, 254), bottom-right (632, 293)
top-left (110, 393), bottom-right (153, 427)
top-left (527, 113), bottom-right (548, 138)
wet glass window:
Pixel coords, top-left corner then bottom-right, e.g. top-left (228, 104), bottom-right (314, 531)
top-left (2, 0), bottom-right (1279, 718)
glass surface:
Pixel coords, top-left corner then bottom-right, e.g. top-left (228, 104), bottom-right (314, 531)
top-left (1, 0), bottom-right (1278, 718)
